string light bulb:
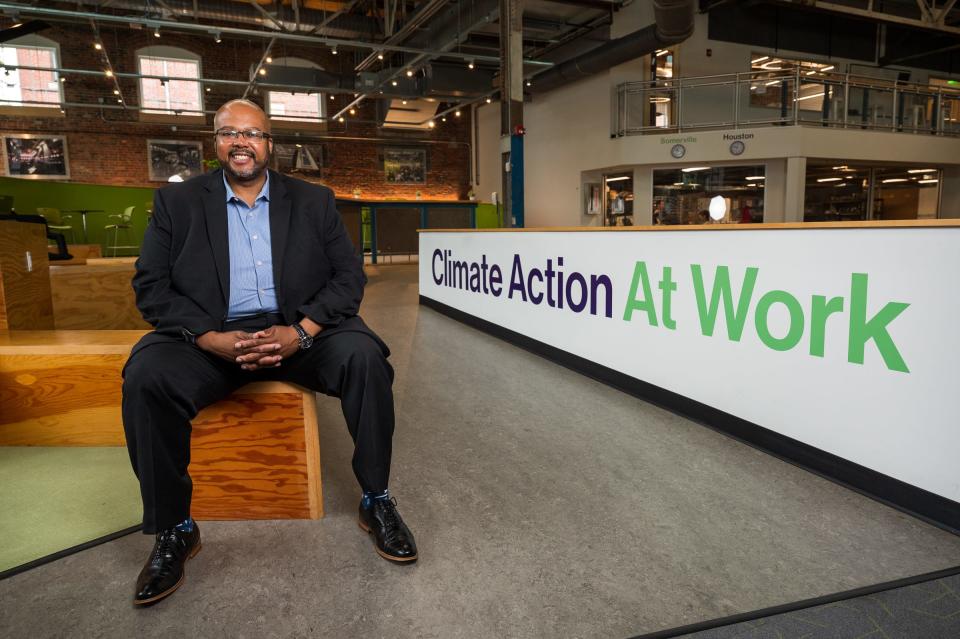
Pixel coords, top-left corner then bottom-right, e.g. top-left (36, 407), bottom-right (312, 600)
top-left (266, 56), bottom-right (272, 63)
top-left (377, 52), bottom-right (384, 60)
top-left (428, 120), bottom-right (435, 128)
top-left (467, 59), bottom-right (475, 70)
top-left (214, 32), bottom-right (222, 43)
top-left (104, 69), bottom-right (114, 77)
top-left (259, 67), bottom-right (266, 76)
top-left (455, 110), bottom-right (461, 117)
top-left (153, 27), bottom-right (160, 38)
top-left (331, 46), bottom-right (338, 55)
top-left (349, 108), bottom-right (356, 115)
top-left (338, 116), bottom-right (345, 123)
top-left (93, 42), bottom-right (102, 50)
top-left (406, 69), bottom-right (414, 77)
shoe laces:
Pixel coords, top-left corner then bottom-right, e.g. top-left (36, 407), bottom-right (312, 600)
top-left (375, 498), bottom-right (402, 536)
top-left (150, 529), bottom-right (181, 567)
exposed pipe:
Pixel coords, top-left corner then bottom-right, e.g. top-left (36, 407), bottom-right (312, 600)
top-left (528, 0), bottom-right (694, 93)
top-left (53, 0), bottom-right (377, 39)
top-left (0, 2), bottom-right (552, 67)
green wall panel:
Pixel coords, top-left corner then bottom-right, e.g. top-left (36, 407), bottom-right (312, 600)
top-left (0, 177), bottom-right (156, 255)
top-left (475, 203), bottom-right (502, 229)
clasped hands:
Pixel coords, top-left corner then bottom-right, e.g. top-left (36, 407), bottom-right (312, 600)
top-left (197, 325), bottom-right (301, 371)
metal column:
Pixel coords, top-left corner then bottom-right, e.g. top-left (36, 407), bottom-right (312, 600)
top-left (500, 0), bottom-right (525, 227)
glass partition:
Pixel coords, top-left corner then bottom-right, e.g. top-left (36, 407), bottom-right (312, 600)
top-left (653, 165), bottom-right (765, 225)
top-left (804, 163), bottom-right (941, 221)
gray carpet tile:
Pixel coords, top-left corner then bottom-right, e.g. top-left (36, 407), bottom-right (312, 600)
top-left (679, 573), bottom-right (960, 639)
top-left (2, 264), bottom-right (959, 639)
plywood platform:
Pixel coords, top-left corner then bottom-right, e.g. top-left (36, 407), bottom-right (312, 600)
top-left (0, 330), bottom-right (323, 520)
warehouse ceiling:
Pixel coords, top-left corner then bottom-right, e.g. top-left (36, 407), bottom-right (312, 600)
top-left (0, 0), bottom-right (617, 106)
top-left (1, 0), bottom-right (958, 122)
top-left (702, 0), bottom-right (960, 72)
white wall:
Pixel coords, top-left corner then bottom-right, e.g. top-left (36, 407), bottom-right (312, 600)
top-left (475, 102), bottom-right (501, 207)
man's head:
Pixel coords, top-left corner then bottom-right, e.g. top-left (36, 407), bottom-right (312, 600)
top-left (214, 99), bottom-right (272, 183)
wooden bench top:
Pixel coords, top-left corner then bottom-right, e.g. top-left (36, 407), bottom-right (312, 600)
top-left (0, 330), bottom-right (149, 354)
top-left (0, 330), bottom-right (309, 395)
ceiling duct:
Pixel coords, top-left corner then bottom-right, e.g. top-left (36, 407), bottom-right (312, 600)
top-left (528, 0), bottom-right (695, 93)
top-left (63, 0), bottom-right (377, 40)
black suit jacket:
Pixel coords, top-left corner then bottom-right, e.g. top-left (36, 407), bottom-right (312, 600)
top-left (130, 169), bottom-right (386, 357)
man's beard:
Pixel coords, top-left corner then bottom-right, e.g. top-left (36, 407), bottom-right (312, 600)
top-left (223, 149), bottom-right (270, 182)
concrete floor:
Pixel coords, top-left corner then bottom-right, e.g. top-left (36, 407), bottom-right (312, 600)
top-left (2, 263), bottom-right (960, 639)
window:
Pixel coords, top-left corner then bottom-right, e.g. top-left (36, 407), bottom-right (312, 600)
top-left (930, 77), bottom-right (960, 135)
top-left (648, 49), bottom-right (675, 128)
top-left (804, 163), bottom-right (941, 222)
top-left (268, 91), bottom-right (325, 122)
top-left (265, 57), bottom-right (326, 124)
top-left (0, 41), bottom-right (61, 109)
top-left (653, 165), bottom-right (765, 225)
top-left (749, 53), bottom-right (836, 113)
top-left (603, 174), bottom-right (634, 226)
top-left (138, 49), bottom-right (202, 116)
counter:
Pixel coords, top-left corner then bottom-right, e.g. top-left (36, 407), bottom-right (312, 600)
top-left (418, 220), bottom-right (960, 532)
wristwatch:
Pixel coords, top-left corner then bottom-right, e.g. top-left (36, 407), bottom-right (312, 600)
top-left (292, 322), bottom-right (313, 350)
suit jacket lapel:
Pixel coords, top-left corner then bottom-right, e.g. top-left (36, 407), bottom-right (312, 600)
top-left (202, 170), bottom-right (231, 309)
top-left (268, 170), bottom-right (291, 295)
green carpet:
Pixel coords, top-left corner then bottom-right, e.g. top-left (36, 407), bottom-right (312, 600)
top-left (0, 447), bottom-right (142, 573)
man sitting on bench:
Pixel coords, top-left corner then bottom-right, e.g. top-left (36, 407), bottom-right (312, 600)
top-left (123, 98), bottom-right (418, 607)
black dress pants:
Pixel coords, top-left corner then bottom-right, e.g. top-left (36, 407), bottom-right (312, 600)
top-left (122, 325), bottom-right (395, 534)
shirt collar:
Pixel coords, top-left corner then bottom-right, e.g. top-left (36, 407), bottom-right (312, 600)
top-left (223, 170), bottom-right (270, 204)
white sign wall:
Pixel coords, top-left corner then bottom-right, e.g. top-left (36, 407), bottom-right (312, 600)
top-left (419, 228), bottom-right (960, 503)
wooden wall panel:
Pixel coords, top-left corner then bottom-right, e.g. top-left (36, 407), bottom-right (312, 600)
top-left (49, 262), bottom-right (151, 330)
top-left (0, 219), bottom-right (54, 330)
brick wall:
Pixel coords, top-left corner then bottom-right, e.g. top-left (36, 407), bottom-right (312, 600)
top-left (0, 21), bottom-right (472, 199)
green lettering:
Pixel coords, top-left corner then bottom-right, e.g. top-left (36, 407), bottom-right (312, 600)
top-left (691, 264), bottom-right (759, 341)
top-left (659, 267), bottom-right (678, 330)
top-left (755, 290), bottom-right (804, 351)
top-left (623, 261), bottom-right (658, 326)
top-left (810, 295), bottom-right (844, 358)
top-left (848, 273), bottom-right (910, 373)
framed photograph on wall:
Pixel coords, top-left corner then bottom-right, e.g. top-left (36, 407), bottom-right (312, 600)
top-left (2, 134), bottom-right (70, 179)
top-left (147, 139), bottom-right (203, 182)
top-left (272, 143), bottom-right (324, 178)
top-left (384, 147), bottom-right (426, 184)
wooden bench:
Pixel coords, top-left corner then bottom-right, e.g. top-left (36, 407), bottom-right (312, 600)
top-left (49, 261), bottom-right (151, 330)
top-left (45, 243), bottom-right (103, 266)
top-left (0, 330), bottom-right (323, 520)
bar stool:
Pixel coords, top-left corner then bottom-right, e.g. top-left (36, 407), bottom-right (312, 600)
top-left (36, 207), bottom-right (75, 243)
top-left (104, 205), bottom-right (138, 257)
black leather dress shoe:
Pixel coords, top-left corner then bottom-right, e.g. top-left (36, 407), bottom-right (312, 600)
top-left (358, 498), bottom-right (418, 563)
top-left (133, 524), bottom-right (202, 606)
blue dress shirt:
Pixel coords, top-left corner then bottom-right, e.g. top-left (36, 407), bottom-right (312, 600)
top-left (224, 172), bottom-right (279, 319)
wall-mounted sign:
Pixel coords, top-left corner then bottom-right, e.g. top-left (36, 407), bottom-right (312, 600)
top-left (419, 228), bottom-right (960, 507)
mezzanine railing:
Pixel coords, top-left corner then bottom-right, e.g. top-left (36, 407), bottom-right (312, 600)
top-left (615, 69), bottom-right (960, 137)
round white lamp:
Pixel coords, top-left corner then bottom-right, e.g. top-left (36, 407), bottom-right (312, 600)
top-left (708, 195), bottom-right (727, 221)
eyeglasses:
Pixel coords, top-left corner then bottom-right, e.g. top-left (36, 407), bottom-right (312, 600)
top-left (215, 129), bottom-right (272, 142)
